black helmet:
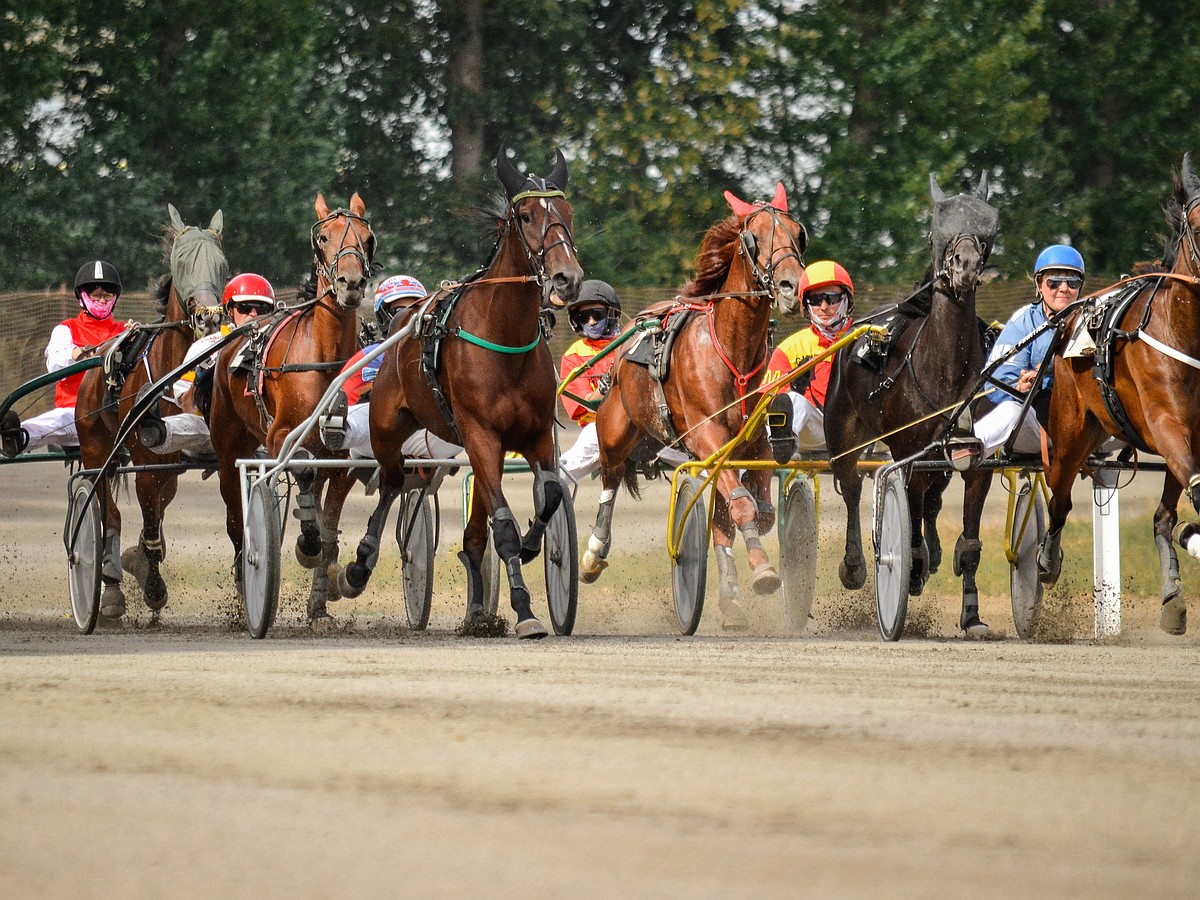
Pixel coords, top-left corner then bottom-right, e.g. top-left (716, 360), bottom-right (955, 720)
top-left (567, 279), bottom-right (621, 335)
top-left (73, 260), bottom-right (122, 300)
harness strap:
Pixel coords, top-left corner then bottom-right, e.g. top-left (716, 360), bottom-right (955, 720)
top-left (704, 304), bottom-right (768, 420)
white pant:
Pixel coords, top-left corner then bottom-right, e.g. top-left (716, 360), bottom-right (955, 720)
top-left (559, 421), bottom-right (690, 481)
top-left (152, 413), bottom-right (215, 456)
top-left (785, 391), bottom-right (827, 452)
top-left (345, 403), bottom-right (462, 459)
top-left (974, 401), bottom-right (1042, 456)
top-left (21, 406), bottom-right (78, 452)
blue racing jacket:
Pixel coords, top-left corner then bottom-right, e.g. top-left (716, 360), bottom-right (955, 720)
top-left (984, 301), bottom-right (1054, 403)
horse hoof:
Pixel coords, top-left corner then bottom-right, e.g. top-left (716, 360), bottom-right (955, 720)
top-left (959, 617), bottom-right (990, 639)
top-left (336, 566), bottom-right (365, 599)
top-left (100, 582), bottom-right (126, 619)
top-left (579, 552), bottom-right (608, 584)
top-left (326, 563), bottom-right (344, 600)
top-left (295, 541), bottom-right (322, 569)
top-left (751, 563), bottom-right (781, 595)
top-left (839, 559), bottom-right (866, 591)
top-left (1159, 596), bottom-right (1187, 635)
top-left (514, 617), bottom-right (549, 640)
top-left (143, 574), bottom-right (168, 612)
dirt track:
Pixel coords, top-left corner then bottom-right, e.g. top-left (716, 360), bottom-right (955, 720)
top-left (1, 463), bottom-right (1199, 897)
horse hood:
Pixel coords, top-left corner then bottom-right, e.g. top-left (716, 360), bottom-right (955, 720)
top-left (929, 173), bottom-right (998, 263)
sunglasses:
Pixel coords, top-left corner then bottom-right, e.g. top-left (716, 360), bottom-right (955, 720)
top-left (575, 308), bottom-right (608, 323)
top-left (232, 301), bottom-right (273, 316)
top-left (1043, 275), bottom-right (1082, 290)
top-left (806, 291), bottom-right (845, 308)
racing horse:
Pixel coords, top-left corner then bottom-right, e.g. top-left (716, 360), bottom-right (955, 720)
top-left (1038, 152), bottom-right (1200, 636)
top-left (208, 192), bottom-right (374, 620)
top-left (824, 173), bottom-right (999, 635)
top-left (336, 149), bottom-right (583, 638)
top-left (74, 205), bottom-right (227, 618)
top-left (579, 184), bottom-right (806, 629)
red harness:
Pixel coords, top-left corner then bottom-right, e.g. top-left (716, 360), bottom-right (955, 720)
top-left (661, 299), bottom-right (768, 420)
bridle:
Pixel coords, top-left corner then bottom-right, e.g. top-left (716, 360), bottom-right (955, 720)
top-left (506, 184), bottom-right (578, 289)
top-left (311, 209), bottom-right (376, 306)
top-left (168, 225), bottom-right (227, 339)
top-left (935, 232), bottom-right (991, 301)
top-left (1181, 193), bottom-right (1200, 276)
top-left (737, 206), bottom-right (806, 307)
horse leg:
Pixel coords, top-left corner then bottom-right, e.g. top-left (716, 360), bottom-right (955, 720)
top-left (923, 471), bottom-right (950, 576)
top-left (953, 469), bottom-right (993, 637)
top-left (98, 474), bottom-right (127, 619)
top-left (712, 494), bottom-right (748, 630)
top-left (307, 469), bottom-right (356, 620)
top-left (291, 456), bottom-right (324, 569)
top-left (906, 479), bottom-right (928, 597)
top-left (337, 484), bottom-right (401, 599)
top-left (831, 454), bottom-right (867, 590)
top-left (125, 469), bottom-right (178, 612)
top-left (580, 400), bottom-right (640, 584)
top-left (518, 462), bottom-right (564, 564)
top-left (742, 467), bottom-right (777, 536)
top-left (1038, 388), bottom-right (1105, 585)
top-left (1155, 476), bottom-right (1187, 635)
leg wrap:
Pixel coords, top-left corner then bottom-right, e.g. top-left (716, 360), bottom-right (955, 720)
top-left (729, 485), bottom-right (758, 515)
top-left (592, 494), bottom-right (616, 552)
top-left (737, 519), bottom-right (765, 555)
top-left (520, 467), bottom-right (563, 562)
top-left (1156, 533), bottom-right (1183, 601)
top-left (714, 545), bottom-right (739, 594)
top-left (1189, 474), bottom-right (1200, 514)
top-left (102, 531), bottom-right (123, 582)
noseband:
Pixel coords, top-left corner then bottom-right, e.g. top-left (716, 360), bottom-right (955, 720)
top-left (936, 233), bottom-right (990, 300)
top-left (507, 185), bottom-right (577, 287)
top-left (311, 210), bottom-right (376, 304)
top-left (739, 207), bottom-right (805, 305)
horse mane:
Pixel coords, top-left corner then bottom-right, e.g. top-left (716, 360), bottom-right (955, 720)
top-left (149, 273), bottom-right (171, 319)
top-left (1158, 175), bottom-right (1191, 271)
top-left (470, 194), bottom-right (509, 273)
top-left (681, 215), bottom-right (741, 298)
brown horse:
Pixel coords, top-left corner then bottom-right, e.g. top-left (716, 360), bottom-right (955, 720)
top-left (1038, 152), bottom-right (1200, 636)
top-left (208, 192), bottom-right (375, 620)
top-left (336, 149), bottom-right (583, 638)
top-left (824, 173), bottom-right (998, 636)
top-left (75, 205), bottom-right (227, 619)
top-left (579, 184), bottom-right (806, 629)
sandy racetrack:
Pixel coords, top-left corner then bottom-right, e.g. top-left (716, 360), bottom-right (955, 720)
top-left (1, 462), bottom-right (1198, 897)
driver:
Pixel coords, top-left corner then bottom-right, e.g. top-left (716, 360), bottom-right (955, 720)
top-left (2, 261), bottom-right (129, 457)
top-left (558, 280), bottom-right (624, 480)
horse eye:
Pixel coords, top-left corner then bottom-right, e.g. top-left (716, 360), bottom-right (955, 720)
top-left (520, 211), bottom-right (533, 224)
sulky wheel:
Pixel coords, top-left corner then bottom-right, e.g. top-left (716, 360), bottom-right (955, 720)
top-left (396, 490), bottom-right (435, 631)
top-left (241, 477), bottom-right (282, 639)
top-left (1009, 476), bottom-right (1046, 639)
top-left (779, 476), bottom-right (818, 634)
top-left (66, 478), bottom-right (103, 635)
top-left (873, 468), bottom-right (912, 642)
top-left (671, 474), bottom-right (709, 635)
top-left (544, 488), bottom-right (579, 635)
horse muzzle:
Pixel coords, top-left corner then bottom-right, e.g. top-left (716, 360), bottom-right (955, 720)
top-left (547, 269), bottom-right (582, 306)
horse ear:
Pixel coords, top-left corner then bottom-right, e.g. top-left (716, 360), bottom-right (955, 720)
top-left (723, 190), bottom-right (756, 217)
top-left (929, 173), bottom-right (946, 203)
top-left (493, 147), bottom-right (526, 198)
top-left (770, 182), bottom-right (788, 213)
top-left (1183, 152), bottom-right (1200, 195)
top-left (548, 150), bottom-right (569, 191)
top-left (208, 210), bottom-right (224, 236)
top-left (315, 193), bottom-right (330, 219)
top-left (975, 171), bottom-right (990, 201)
top-left (350, 192), bottom-right (366, 217)
top-left (168, 204), bottom-right (185, 234)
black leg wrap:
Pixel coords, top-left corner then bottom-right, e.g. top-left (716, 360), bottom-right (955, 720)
top-left (458, 550), bottom-right (484, 618)
top-left (1156, 533), bottom-right (1182, 603)
top-left (520, 469), bottom-right (562, 563)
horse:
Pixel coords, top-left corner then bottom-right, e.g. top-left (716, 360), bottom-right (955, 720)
top-left (1038, 152), bottom-right (1200, 636)
top-left (336, 149), bottom-right (583, 638)
top-left (824, 173), bottom-right (999, 636)
top-left (208, 192), bottom-right (375, 620)
top-left (578, 183), bottom-right (806, 630)
top-left (74, 206), bottom-right (227, 619)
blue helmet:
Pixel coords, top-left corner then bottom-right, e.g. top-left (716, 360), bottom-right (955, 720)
top-left (1034, 244), bottom-right (1085, 278)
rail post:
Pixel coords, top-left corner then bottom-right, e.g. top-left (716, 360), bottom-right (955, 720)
top-left (1091, 467), bottom-right (1121, 637)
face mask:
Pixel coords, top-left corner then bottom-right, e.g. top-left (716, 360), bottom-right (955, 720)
top-left (811, 300), bottom-right (848, 339)
top-left (80, 290), bottom-right (117, 320)
top-left (582, 319), bottom-right (612, 340)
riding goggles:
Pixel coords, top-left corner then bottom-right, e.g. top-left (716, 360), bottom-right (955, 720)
top-left (1043, 275), bottom-right (1083, 290)
top-left (231, 301), bottom-right (274, 316)
top-left (805, 290), bottom-right (847, 307)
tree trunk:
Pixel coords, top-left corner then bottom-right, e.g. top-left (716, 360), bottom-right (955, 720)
top-left (447, 0), bottom-right (485, 186)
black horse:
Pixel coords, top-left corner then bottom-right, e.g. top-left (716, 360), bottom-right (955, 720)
top-left (824, 173), bottom-right (999, 635)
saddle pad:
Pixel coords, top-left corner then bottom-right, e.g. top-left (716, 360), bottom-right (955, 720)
top-left (623, 332), bottom-right (656, 367)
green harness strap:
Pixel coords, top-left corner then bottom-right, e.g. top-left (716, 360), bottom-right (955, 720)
top-left (455, 329), bottom-right (541, 354)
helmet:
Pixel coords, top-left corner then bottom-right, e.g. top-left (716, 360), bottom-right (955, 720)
top-left (567, 279), bottom-right (621, 335)
top-left (74, 260), bottom-right (122, 319)
top-left (800, 260), bottom-right (854, 305)
top-left (222, 272), bottom-right (275, 308)
top-left (373, 274), bottom-right (427, 328)
top-left (1034, 244), bottom-right (1085, 278)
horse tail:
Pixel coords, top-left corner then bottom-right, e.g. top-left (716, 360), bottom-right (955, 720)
top-left (622, 465), bottom-right (641, 501)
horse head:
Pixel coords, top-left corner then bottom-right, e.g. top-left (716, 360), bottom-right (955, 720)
top-left (312, 192), bottom-right (376, 309)
top-left (493, 148), bottom-right (584, 306)
top-left (929, 172), bottom-right (999, 297)
top-left (166, 204), bottom-right (229, 337)
top-left (724, 182), bottom-right (806, 315)
top-left (1178, 152), bottom-right (1200, 274)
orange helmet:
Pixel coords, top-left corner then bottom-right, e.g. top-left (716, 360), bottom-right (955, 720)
top-left (799, 260), bottom-right (854, 302)
top-left (222, 272), bottom-right (275, 308)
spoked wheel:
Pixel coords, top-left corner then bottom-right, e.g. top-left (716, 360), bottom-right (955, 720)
top-left (241, 477), bottom-right (282, 639)
top-left (671, 475), bottom-right (708, 635)
top-left (397, 490), bottom-right (435, 631)
top-left (66, 478), bottom-right (103, 635)
top-left (873, 468), bottom-right (912, 642)
top-left (481, 524), bottom-right (501, 618)
top-left (1009, 476), bottom-right (1046, 639)
top-left (779, 476), bottom-right (818, 634)
top-left (544, 489), bottom-right (579, 635)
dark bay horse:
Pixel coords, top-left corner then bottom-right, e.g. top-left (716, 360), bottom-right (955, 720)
top-left (824, 173), bottom-right (999, 635)
top-left (579, 184), bottom-right (806, 629)
top-left (75, 205), bottom-right (227, 618)
top-left (337, 149), bottom-right (583, 638)
top-left (208, 193), bottom-right (375, 620)
top-left (1038, 153), bottom-right (1200, 636)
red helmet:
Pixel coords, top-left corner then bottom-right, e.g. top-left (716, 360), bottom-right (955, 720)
top-left (223, 273), bottom-right (275, 308)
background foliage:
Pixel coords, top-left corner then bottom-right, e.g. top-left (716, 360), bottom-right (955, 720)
top-left (4, 0), bottom-right (1199, 293)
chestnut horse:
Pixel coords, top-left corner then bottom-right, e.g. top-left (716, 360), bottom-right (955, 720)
top-left (1038, 153), bottom-right (1200, 636)
top-left (337, 149), bottom-right (583, 638)
top-left (579, 184), bottom-right (806, 629)
top-left (824, 173), bottom-right (998, 636)
top-left (75, 205), bottom-right (227, 618)
top-left (208, 193), bottom-right (375, 620)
